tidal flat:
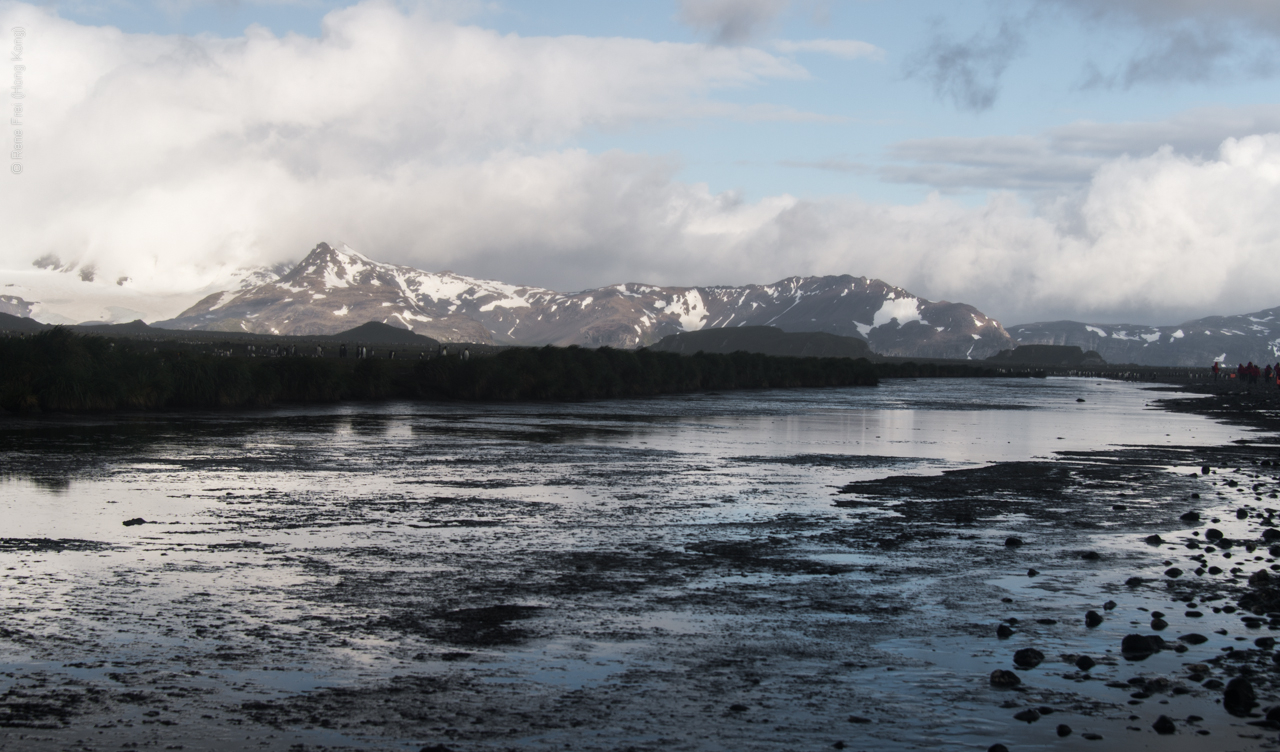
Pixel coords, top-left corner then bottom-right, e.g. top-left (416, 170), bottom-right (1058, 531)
top-left (1, 378), bottom-right (1279, 751)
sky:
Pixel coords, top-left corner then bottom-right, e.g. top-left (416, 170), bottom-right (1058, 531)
top-left (3, 0), bottom-right (1280, 326)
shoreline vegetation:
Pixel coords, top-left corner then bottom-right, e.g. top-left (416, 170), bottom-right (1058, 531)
top-left (0, 327), bottom-right (1223, 414)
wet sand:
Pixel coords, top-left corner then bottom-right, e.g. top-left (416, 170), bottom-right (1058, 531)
top-left (2, 379), bottom-right (1280, 751)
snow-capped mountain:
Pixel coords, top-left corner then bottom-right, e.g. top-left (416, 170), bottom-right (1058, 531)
top-left (1009, 308), bottom-right (1280, 367)
top-left (156, 242), bottom-right (1016, 358)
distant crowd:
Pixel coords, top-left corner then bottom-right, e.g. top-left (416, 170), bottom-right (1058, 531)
top-left (1212, 360), bottom-right (1280, 387)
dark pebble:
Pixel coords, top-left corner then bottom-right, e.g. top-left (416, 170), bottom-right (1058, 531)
top-left (1057, 724), bottom-right (1072, 737)
top-left (1005, 537), bottom-right (1023, 547)
top-left (1082, 551), bottom-right (1102, 560)
top-left (420, 746), bottom-right (455, 752)
top-left (1104, 600), bottom-right (1117, 610)
top-left (1186, 611), bottom-right (1203, 617)
top-left (1145, 535), bottom-right (1164, 545)
top-left (1181, 634), bottom-right (1210, 648)
top-left (122, 518), bottom-right (148, 527)
top-left (1121, 634), bottom-right (1160, 658)
top-left (1036, 618), bottom-right (1056, 625)
top-left (988, 746), bottom-right (1009, 752)
top-left (1013, 648), bottom-right (1045, 669)
top-left (1075, 655), bottom-right (1096, 671)
top-left (1206, 528), bottom-right (1224, 541)
top-left (728, 704), bottom-right (749, 712)
top-left (1026, 568), bottom-right (1039, 577)
top-left (1151, 618), bottom-right (1168, 630)
top-left (1238, 508), bottom-right (1250, 519)
top-left (847, 716), bottom-right (871, 724)
top-left (1164, 568), bottom-right (1183, 578)
top-left (1085, 610), bottom-right (1103, 628)
top-left (1181, 511), bottom-right (1201, 521)
top-left (1125, 577), bottom-right (1144, 587)
top-left (990, 669), bottom-right (1022, 688)
top-left (1013, 708), bottom-right (1041, 723)
top-left (1081, 732), bottom-right (1103, 740)
top-left (996, 624), bottom-right (1014, 639)
top-left (1152, 715), bottom-right (1177, 735)
top-left (1256, 637), bottom-right (1276, 649)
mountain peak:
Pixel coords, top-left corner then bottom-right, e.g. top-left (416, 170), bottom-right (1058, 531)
top-left (155, 242), bottom-right (1016, 357)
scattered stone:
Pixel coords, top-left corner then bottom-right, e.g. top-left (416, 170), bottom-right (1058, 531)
top-left (1254, 570), bottom-right (1277, 587)
top-left (1181, 511), bottom-right (1201, 522)
top-left (1145, 535), bottom-right (1164, 545)
top-left (987, 745), bottom-right (1009, 752)
top-left (1056, 723), bottom-right (1072, 737)
top-left (1081, 732), bottom-right (1103, 740)
top-left (847, 716), bottom-right (872, 724)
top-left (728, 704), bottom-right (749, 712)
top-left (1151, 618), bottom-right (1168, 630)
top-left (990, 670), bottom-right (1022, 688)
top-left (1121, 634), bottom-right (1160, 658)
top-left (1164, 567), bottom-right (1183, 579)
top-left (1238, 509), bottom-right (1250, 519)
top-left (1257, 637), bottom-right (1276, 649)
top-left (1075, 655), bottom-right (1096, 671)
top-left (1224, 677), bottom-right (1258, 716)
top-left (1104, 600), bottom-right (1117, 610)
top-left (1202, 466), bottom-right (1211, 475)
top-left (1013, 648), bottom-right (1045, 669)
top-left (1206, 528), bottom-right (1224, 541)
top-left (1180, 633), bottom-right (1209, 645)
top-left (1026, 568), bottom-right (1039, 577)
top-left (1085, 611), bottom-right (1103, 628)
top-left (1005, 537), bottom-right (1023, 547)
top-left (997, 624), bottom-right (1014, 639)
top-left (122, 518), bottom-right (148, 527)
top-left (420, 746), bottom-right (456, 752)
top-left (1186, 610), bottom-right (1203, 617)
top-left (1081, 551), bottom-right (1102, 560)
top-left (1152, 715), bottom-right (1176, 735)
top-left (1125, 577), bottom-right (1144, 587)
top-left (1013, 708), bottom-right (1041, 723)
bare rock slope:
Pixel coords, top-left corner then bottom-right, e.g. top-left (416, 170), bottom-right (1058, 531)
top-left (157, 242), bottom-right (1016, 358)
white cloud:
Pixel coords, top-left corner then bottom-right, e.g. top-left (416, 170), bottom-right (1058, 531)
top-left (772, 38), bottom-right (883, 61)
top-left (5, 1), bottom-right (1280, 329)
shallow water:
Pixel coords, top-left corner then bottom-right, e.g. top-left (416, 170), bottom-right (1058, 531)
top-left (0, 377), bottom-right (1273, 751)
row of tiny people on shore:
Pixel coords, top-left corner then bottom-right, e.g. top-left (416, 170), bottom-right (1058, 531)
top-left (1212, 361), bottom-right (1279, 385)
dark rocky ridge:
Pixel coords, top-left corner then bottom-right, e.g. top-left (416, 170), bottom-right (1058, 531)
top-left (647, 326), bottom-right (872, 359)
top-left (986, 344), bottom-right (1106, 367)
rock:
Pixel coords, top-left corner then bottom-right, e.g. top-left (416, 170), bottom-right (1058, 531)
top-left (728, 703), bottom-right (749, 712)
top-left (1224, 677), bottom-right (1258, 716)
top-left (1257, 637), bottom-right (1277, 649)
top-left (1013, 648), bottom-right (1045, 668)
top-left (1264, 528), bottom-right (1280, 541)
top-left (122, 518), bottom-right (148, 527)
top-left (1076, 398), bottom-right (1085, 402)
top-left (1085, 611), bottom-right (1103, 628)
top-left (1056, 723), bottom-right (1072, 737)
top-left (847, 716), bottom-right (872, 724)
top-left (1013, 708), bottom-right (1041, 723)
top-left (832, 743), bottom-right (846, 750)
top-left (1081, 551), bottom-right (1102, 560)
top-left (1181, 511), bottom-right (1201, 521)
top-left (987, 745), bottom-right (1010, 752)
top-left (420, 746), bottom-right (456, 752)
top-left (1270, 545), bottom-right (1280, 557)
top-left (990, 669), bottom-right (1022, 688)
top-left (1201, 465), bottom-right (1211, 475)
top-left (1125, 577), bottom-right (1144, 587)
top-left (1121, 634), bottom-right (1160, 658)
top-left (1113, 504), bottom-right (1127, 511)
top-left (1238, 508), bottom-right (1250, 519)
top-left (1164, 567), bottom-right (1183, 578)
top-left (1250, 570), bottom-right (1273, 586)
top-left (1026, 568), bottom-right (1039, 577)
top-left (1186, 610), bottom-right (1203, 617)
top-left (1151, 618), bottom-right (1168, 630)
top-left (1081, 733), bottom-right (1103, 740)
top-left (997, 624), bottom-right (1015, 639)
top-left (1005, 537), bottom-right (1023, 547)
top-left (1145, 535), bottom-right (1164, 545)
top-left (1075, 655), bottom-right (1096, 671)
top-left (1179, 633), bottom-right (1209, 645)
top-left (1152, 715), bottom-right (1176, 735)
top-left (1103, 600), bottom-right (1117, 610)
top-left (1206, 528), bottom-right (1224, 541)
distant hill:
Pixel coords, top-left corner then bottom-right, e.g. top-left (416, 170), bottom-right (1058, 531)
top-left (1010, 306), bottom-right (1280, 366)
top-left (986, 345), bottom-right (1106, 368)
top-left (155, 242), bottom-right (1016, 358)
top-left (648, 326), bottom-right (872, 359)
top-left (324, 321), bottom-right (440, 346)
top-left (0, 311), bottom-right (48, 333)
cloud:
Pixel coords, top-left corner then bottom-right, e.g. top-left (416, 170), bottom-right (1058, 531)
top-left (771, 38), bottom-right (884, 61)
top-left (904, 20), bottom-right (1025, 113)
top-left (677, 0), bottom-right (792, 45)
top-left (1044, 0), bottom-right (1280, 87)
top-left (878, 104), bottom-right (1280, 193)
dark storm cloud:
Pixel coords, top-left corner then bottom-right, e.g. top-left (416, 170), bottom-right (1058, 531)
top-left (903, 21), bottom-right (1025, 113)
